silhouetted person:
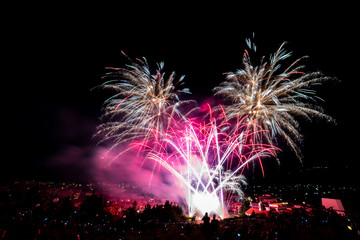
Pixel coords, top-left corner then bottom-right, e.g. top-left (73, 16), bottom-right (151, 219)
top-left (211, 214), bottom-right (219, 235)
top-left (202, 212), bottom-right (211, 237)
top-left (202, 212), bottom-right (210, 225)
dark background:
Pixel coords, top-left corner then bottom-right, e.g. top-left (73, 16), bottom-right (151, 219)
top-left (2, 4), bottom-right (358, 185)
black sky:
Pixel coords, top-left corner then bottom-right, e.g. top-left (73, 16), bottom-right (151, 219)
top-left (3, 4), bottom-right (358, 184)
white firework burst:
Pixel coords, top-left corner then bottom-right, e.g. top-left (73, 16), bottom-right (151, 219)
top-left (214, 40), bottom-right (334, 160)
top-left (96, 55), bottom-right (194, 148)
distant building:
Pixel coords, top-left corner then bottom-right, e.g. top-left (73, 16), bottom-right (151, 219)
top-left (321, 198), bottom-right (345, 216)
top-left (244, 208), bottom-right (268, 216)
top-left (258, 194), bottom-right (278, 204)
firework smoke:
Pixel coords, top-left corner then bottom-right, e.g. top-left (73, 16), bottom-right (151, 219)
top-left (143, 107), bottom-right (276, 217)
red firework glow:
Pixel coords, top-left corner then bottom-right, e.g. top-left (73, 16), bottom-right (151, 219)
top-left (141, 106), bottom-right (277, 218)
top-left (95, 105), bottom-right (277, 219)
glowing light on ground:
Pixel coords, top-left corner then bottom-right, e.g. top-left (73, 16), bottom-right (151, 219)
top-left (192, 192), bottom-right (221, 217)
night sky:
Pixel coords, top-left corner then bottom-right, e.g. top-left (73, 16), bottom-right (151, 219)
top-left (3, 4), bottom-right (358, 185)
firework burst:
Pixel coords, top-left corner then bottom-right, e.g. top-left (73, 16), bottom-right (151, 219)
top-left (94, 39), bottom-right (335, 219)
top-left (214, 40), bottom-right (334, 160)
top-left (145, 108), bottom-right (277, 217)
top-left (95, 54), bottom-right (194, 149)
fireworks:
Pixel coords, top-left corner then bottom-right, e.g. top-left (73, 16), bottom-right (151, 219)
top-left (95, 54), bottom-right (194, 148)
top-left (145, 111), bottom-right (276, 217)
top-left (95, 39), bottom-right (334, 218)
top-left (214, 40), bottom-right (333, 160)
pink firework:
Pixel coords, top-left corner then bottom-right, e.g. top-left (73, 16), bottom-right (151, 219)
top-left (94, 40), bottom-right (334, 219)
top-left (142, 105), bottom-right (277, 218)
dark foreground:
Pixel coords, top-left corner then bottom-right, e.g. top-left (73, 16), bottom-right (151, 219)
top-left (0, 182), bottom-right (359, 239)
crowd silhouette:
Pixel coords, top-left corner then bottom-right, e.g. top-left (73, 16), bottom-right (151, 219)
top-left (0, 184), bottom-right (359, 239)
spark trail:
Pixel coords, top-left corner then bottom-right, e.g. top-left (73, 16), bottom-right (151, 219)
top-left (94, 40), bottom-right (334, 218)
top-left (95, 54), bottom-right (194, 150)
top-left (144, 108), bottom-right (276, 218)
top-left (214, 40), bottom-right (334, 160)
